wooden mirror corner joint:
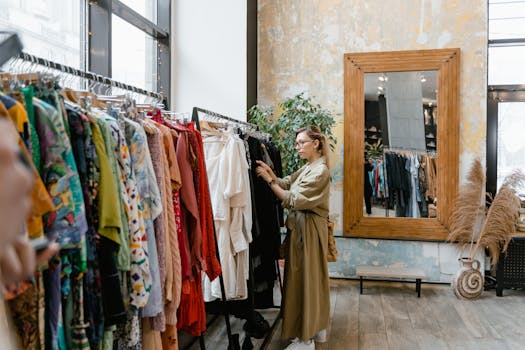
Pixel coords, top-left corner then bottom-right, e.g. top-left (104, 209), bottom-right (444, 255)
top-left (343, 48), bottom-right (460, 241)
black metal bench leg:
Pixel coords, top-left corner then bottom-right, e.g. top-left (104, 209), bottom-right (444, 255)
top-left (360, 277), bottom-right (363, 295)
top-left (416, 279), bottom-right (421, 297)
top-left (496, 258), bottom-right (504, 297)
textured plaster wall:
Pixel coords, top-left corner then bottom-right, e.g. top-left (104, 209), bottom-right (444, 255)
top-left (258, 0), bottom-right (487, 282)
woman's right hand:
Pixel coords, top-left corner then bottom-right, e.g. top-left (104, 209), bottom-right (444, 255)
top-left (255, 160), bottom-right (277, 181)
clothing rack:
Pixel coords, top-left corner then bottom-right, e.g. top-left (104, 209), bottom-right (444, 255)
top-left (192, 107), bottom-right (255, 131)
top-left (384, 146), bottom-right (437, 157)
top-left (5, 51), bottom-right (165, 103)
top-left (186, 107), bottom-right (241, 350)
top-left (192, 107), bottom-right (283, 349)
top-left (0, 32), bottom-right (23, 66)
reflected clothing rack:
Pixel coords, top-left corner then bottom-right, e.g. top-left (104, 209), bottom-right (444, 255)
top-left (383, 146), bottom-right (436, 157)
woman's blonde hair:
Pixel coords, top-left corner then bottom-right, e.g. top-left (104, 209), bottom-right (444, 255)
top-left (296, 125), bottom-right (331, 170)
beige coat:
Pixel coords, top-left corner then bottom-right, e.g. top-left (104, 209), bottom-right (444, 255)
top-left (279, 156), bottom-right (330, 341)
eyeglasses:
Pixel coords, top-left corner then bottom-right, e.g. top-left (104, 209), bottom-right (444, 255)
top-left (294, 140), bottom-right (313, 148)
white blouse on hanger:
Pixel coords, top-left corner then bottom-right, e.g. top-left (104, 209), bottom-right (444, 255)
top-left (201, 130), bottom-right (252, 301)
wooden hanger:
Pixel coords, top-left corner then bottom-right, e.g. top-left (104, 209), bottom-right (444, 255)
top-left (0, 72), bottom-right (42, 91)
top-left (61, 88), bottom-right (108, 109)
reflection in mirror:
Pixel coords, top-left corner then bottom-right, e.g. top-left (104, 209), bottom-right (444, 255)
top-left (363, 71), bottom-right (438, 218)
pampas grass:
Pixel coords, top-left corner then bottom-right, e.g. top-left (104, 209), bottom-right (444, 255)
top-left (448, 160), bottom-right (525, 269)
top-left (447, 158), bottom-right (486, 252)
top-left (471, 169), bottom-right (525, 269)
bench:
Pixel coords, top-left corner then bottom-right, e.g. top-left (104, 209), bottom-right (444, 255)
top-left (355, 266), bottom-right (426, 297)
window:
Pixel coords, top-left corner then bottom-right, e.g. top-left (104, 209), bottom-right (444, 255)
top-left (489, 0), bottom-right (525, 40)
top-left (112, 14), bottom-right (157, 92)
top-left (89, 0), bottom-right (170, 101)
top-left (488, 46), bottom-right (525, 85)
top-left (119, 0), bottom-right (157, 24)
top-left (497, 102), bottom-right (525, 190)
top-left (487, 0), bottom-right (525, 196)
top-left (0, 0), bottom-right (85, 68)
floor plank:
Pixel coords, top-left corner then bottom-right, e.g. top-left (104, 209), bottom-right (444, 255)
top-left (327, 280), bottom-right (359, 350)
top-left (191, 280), bottom-right (525, 349)
top-left (381, 286), bottom-right (420, 350)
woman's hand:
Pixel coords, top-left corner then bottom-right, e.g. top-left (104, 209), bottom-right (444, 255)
top-left (0, 237), bottom-right (60, 284)
top-left (0, 119), bottom-right (34, 248)
top-left (255, 165), bottom-right (272, 183)
top-left (255, 160), bottom-right (277, 183)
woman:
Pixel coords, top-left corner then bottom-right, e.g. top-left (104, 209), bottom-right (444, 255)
top-left (255, 125), bottom-right (331, 350)
top-left (0, 117), bottom-right (59, 349)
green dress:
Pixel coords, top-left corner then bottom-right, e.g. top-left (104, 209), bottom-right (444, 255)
top-left (279, 156), bottom-right (331, 341)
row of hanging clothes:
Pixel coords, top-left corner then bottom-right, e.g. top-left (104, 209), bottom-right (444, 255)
top-left (366, 149), bottom-right (437, 218)
top-left (0, 53), bottom-right (225, 350)
top-left (192, 108), bottom-right (284, 344)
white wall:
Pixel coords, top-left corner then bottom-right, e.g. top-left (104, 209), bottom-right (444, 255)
top-left (171, 0), bottom-right (247, 121)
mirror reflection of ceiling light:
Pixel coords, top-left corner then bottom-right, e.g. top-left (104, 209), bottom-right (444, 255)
top-left (420, 75), bottom-right (427, 83)
top-left (378, 73), bottom-right (388, 82)
top-left (378, 85), bottom-right (384, 91)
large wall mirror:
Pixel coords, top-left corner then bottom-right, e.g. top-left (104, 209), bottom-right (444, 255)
top-left (344, 49), bottom-right (460, 240)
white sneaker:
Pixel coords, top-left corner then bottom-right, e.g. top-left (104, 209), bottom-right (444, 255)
top-left (314, 329), bottom-right (327, 343)
top-left (284, 338), bottom-right (315, 350)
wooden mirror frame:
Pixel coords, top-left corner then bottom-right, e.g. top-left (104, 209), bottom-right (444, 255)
top-left (343, 48), bottom-right (460, 240)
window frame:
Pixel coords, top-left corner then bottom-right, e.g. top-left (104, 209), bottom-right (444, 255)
top-left (88, 0), bottom-right (170, 106)
top-left (486, 0), bottom-right (525, 197)
top-left (486, 86), bottom-right (525, 197)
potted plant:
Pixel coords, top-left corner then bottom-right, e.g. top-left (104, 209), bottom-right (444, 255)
top-left (248, 92), bottom-right (336, 175)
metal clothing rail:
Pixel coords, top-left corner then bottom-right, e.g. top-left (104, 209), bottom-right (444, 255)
top-left (12, 51), bottom-right (165, 101)
top-left (192, 107), bottom-right (255, 131)
top-left (0, 32), bottom-right (23, 67)
top-left (190, 107), bottom-right (241, 350)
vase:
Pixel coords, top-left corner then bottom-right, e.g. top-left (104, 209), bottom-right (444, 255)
top-left (517, 208), bottom-right (525, 232)
top-left (451, 257), bottom-right (483, 300)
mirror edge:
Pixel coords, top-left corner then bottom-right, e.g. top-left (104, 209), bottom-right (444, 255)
top-left (343, 48), bottom-right (460, 241)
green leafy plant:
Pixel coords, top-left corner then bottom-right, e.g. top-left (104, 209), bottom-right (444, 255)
top-left (248, 93), bottom-right (337, 176)
top-left (366, 138), bottom-right (384, 159)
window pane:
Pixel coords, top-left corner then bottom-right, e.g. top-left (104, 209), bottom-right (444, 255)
top-left (112, 15), bottom-right (157, 92)
top-left (489, 46), bottom-right (525, 85)
top-left (0, 0), bottom-right (83, 68)
top-left (489, 0), bottom-right (525, 40)
top-left (118, 0), bottom-right (157, 24)
top-left (497, 102), bottom-right (525, 192)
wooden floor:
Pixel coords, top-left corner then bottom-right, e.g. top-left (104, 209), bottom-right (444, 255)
top-left (185, 279), bottom-right (525, 349)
